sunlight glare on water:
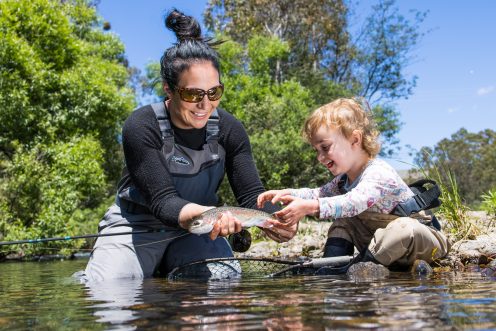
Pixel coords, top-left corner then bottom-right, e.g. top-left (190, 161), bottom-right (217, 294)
top-left (0, 259), bottom-right (495, 330)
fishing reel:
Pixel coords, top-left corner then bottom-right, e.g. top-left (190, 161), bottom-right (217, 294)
top-left (228, 229), bottom-right (252, 253)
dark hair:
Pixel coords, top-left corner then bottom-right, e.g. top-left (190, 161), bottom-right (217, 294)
top-left (161, 9), bottom-right (222, 90)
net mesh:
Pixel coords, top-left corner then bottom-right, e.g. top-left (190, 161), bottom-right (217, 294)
top-left (167, 257), bottom-right (314, 280)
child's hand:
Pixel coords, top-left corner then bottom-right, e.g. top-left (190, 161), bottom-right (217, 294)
top-left (262, 220), bottom-right (298, 243)
top-left (273, 196), bottom-right (319, 227)
top-left (257, 189), bottom-right (292, 208)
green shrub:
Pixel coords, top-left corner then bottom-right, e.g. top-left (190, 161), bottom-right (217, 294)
top-left (480, 189), bottom-right (496, 217)
top-left (0, 136), bottom-right (108, 256)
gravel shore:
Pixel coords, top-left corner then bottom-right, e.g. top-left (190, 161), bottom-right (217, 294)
top-left (241, 211), bottom-right (496, 270)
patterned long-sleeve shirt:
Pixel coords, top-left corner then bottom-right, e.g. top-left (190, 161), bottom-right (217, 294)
top-left (290, 159), bottom-right (414, 220)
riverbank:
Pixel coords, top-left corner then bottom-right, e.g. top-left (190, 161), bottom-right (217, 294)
top-left (2, 211), bottom-right (495, 271)
top-left (242, 211), bottom-right (496, 271)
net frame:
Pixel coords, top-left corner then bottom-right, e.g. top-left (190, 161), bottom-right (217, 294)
top-left (167, 256), bottom-right (353, 280)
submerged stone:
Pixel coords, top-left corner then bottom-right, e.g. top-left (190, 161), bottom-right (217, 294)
top-left (481, 259), bottom-right (496, 278)
top-left (411, 259), bottom-right (433, 276)
top-left (346, 261), bottom-right (389, 281)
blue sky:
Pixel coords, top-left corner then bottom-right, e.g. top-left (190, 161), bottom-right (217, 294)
top-left (97, 1), bottom-right (496, 169)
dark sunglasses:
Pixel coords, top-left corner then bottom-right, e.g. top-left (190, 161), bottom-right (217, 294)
top-left (175, 84), bottom-right (224, 103)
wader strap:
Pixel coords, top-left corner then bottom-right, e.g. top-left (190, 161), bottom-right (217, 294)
top-left (337, 174), bottom-right (348, 194)
top-left (151, 102), bottom-right (220, 153)
top-left (391, 179), bottom-right (441, 217)
top-left (151, 102), bottom-right (220, 141)
top-left (206, 109), bottom-right (219, 141)
top-left (151, 102), bottom-right (173, 139)
top-left (391, 179), bottom-right (442, 230)
top-left (206, 109), bottom-right (219, 154)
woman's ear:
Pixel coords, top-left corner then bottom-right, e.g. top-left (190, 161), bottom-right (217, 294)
top-left (163, 84), bottom-right (173, 99)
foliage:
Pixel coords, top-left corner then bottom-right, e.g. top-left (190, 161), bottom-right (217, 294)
top-left (414, 128), bottom-right (496, 207)
top-left (0, 137), bottom-right (109, 256)
top-left (0, 0), bottom-right (135, 255)
top-left (212, 36), bottom-right (328, 204)
top-left (413, 149), bottom-right (481, 241)
top-left (480, 189), bottom-right (496, 217)
top-left (0, 0), bottom-right (135, 178)
top-left (353, 0), bottom-right (425, 102)
top-left (205, 0), bottom-right (426, 103)
top-left (144, 32), bottom-right (407, 204)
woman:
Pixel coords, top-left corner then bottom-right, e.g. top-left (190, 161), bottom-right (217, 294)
top-left (83, 9), bottom-right (295, 281)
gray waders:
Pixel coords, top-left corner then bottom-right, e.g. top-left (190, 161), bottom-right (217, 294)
top-left (84, 103), bottom-right (237, 281)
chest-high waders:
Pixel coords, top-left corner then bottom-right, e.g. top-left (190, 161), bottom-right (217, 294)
top-left (83, 103), bottom-right (237, 281)
top-left (148, 102), bottom-right (235, 275)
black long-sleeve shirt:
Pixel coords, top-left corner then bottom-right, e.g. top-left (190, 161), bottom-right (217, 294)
top-left (119, 104), bottom-right (275, 227)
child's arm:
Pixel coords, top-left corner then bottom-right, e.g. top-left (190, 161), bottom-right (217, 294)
top-left (317, 174), bottom-right (411, 219)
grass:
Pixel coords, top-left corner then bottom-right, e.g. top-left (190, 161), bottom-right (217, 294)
top-left (481, 189), bottom-right (496, 217)
top-left (415, 159), bottom-right (481, 242)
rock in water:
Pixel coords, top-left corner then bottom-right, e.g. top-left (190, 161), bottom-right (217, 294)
top-left (346, 262), bottom-right (390, 281)
top-left (481, 259), bottom-right (496, 278)
top-left (411, 259), bottom-right (433, 276)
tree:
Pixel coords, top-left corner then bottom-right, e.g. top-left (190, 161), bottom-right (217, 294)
top-left (0, 0), bottom-right (135, 255)
top-left (204, 0), bottom-right (425, 103)
top-left (414, 128), bottom-right (496, 206)
top-left (0, 0), bottom-right (134, 176)
top-left (144, 32), bottom-right (403, 202)
top-left (217, 36), bottom-right (331, 200)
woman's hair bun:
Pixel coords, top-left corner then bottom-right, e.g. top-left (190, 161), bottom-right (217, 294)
top-left (165, 9), bottom-right (202, 42)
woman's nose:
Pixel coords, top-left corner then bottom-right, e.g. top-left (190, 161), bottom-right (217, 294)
top-left (196, 95), bottom-right (210, 109)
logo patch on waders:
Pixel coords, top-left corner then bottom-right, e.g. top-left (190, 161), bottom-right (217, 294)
top-left (171, 156), bottom-right (190, 166)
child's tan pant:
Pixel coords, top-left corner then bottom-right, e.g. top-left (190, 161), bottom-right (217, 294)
top-left (327, 211), bottom-right (450, 266)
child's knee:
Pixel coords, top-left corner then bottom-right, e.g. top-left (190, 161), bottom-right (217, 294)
top-left (387, 217), bottom-right (419, 238)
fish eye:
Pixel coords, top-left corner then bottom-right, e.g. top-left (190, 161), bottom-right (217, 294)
top-left (192, 220), bottom-right (202, 226)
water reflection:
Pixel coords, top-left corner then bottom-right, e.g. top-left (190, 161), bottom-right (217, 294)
top-left (84, 278), bottom-right (144, 329)
top-left (0, 260), bottom-right (495, 330)
top-left (80, 271), bottom-right (496, 330)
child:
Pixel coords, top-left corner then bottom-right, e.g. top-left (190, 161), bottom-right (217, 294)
top-left (257, 98), bottom-right (450, 269)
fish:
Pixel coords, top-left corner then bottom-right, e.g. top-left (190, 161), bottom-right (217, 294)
top-left (187, 206), bottom-right (274, 235)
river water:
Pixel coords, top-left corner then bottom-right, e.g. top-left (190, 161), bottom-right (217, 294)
top-left (0, 258), bottom-right (495, 330)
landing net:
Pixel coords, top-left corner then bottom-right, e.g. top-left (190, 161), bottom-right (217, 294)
top-left (167, 256), bottom-right (352, 280)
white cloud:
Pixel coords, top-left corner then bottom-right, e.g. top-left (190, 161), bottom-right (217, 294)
top-left (477, 86), bottom-right (494, 96)
top-left (447, 107), bottom-right (456, 113)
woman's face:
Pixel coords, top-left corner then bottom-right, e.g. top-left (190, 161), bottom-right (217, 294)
top-left (165, 61), bottom-right (222, 130)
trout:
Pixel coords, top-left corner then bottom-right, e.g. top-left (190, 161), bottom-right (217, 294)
top-left (187, 206), bottom-right (274, 235)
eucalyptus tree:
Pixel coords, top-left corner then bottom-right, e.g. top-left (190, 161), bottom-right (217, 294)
top-left (415, 128), bottom-right (496, 206)
top-left (204, 0), bottom-right (425, 103)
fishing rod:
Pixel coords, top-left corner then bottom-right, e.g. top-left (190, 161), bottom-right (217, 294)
top-left (0, 228), bottom-right (169, 246)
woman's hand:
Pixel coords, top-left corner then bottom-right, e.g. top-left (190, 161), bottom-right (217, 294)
top-left (179, 204), bottom-right (242, 240)
top-left (257, 189), bottom-right (292, 208)
top-left (273, 196), bottom-right (319, 227)
top-left (209, 211), bottom-right (243, 240)
top-left (262, 219), bottom-right (298, 243)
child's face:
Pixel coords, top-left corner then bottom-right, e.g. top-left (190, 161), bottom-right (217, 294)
top-left (310, 126), bottom-right (359, 177)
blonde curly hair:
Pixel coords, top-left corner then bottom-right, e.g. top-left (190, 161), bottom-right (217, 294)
top-left (302, 98), bottom-right (381, 158)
